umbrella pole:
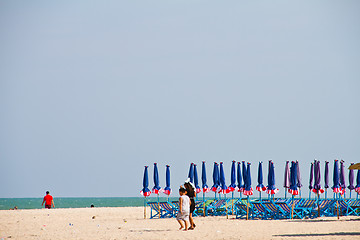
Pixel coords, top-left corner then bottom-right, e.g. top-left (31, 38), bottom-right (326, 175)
top-left (291, 195), bottom-right (294, 219)
top-left (203, 192), bottom-right (206, 217)
top-left (285, 188), bottom-right (287, 199)
top-left (337, 194), bottom-right (340, 220)
top-left (299, 188), bottom-right (302, 198)
top-left (157, 194), bottom-right (160, 219)
top-left (232, 191), bottom-right (234, 215)
top-left (325, 189), bottom-right (327, 199)
top-left (144, 196), bottom-right (147, 219)
top-left (317, 193), bottom-right (320, 218)
top-left (225, 194), bottom-right (228, 219)
top-left (259, 191), bottom-right (261, 202)
top-left (246, 195), bottom-right (249, 220)
top-left (308, 190), bottom-right (311, 200)
top-left (350, 190), bottom-right (351, 199)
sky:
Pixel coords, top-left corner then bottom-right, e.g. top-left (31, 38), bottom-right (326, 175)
top-left (1, 1), bottom-right (359, 198)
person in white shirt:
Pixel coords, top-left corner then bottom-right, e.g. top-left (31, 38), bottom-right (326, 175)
top-left (176, 187), bottom-right (190, 231)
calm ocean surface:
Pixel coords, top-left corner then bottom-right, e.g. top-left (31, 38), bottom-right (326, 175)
top-left (0, 197), bottom-right (180, 210)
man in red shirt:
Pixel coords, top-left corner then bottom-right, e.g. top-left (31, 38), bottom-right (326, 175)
top-left (42, 191), bottom-right (55, 209)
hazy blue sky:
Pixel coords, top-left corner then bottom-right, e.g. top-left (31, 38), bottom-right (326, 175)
top-left (1, 1), bottom-right (359, 198)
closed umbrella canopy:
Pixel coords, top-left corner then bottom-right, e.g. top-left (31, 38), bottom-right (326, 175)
top-left (219, 162), bottom-right (230, 194)
top-left (284, 161), bottom-right (290, 189)
top-left (140, 166), bottom-right (151, 197)
top-left (211, 162), bottom-right (220, 192)
top-left (296, 160), bottom-right (302, 188)
top-left (228, 160), bottom-right (237, 192)
top-left (309, 163), bottom-right (314, 191)
top-left (163, 165), bottom-right (171, 195)
top-left (266, 161), bottom-right (279, 195)
top-left (355, 170), bottom-right (360, 194)
top-left (188, 163), bottom-right (194, 183)
top-left (340, 160), bottom-right (346, 195)
top-left (256, 161), bottom-right (266, 192)
top-left (324, 161), bottom-right (329, 189)
top-left (237, 162), bottom-right (243, 192)
top-left (242, 161), bottom-right (247, 192)
top-left (152, 163), bottom-right (162, 194)
top-left (243, 162), bottom-right (253, 196)
top-left (201, 161), bottom-right (210, 193)
top-left (348, 163), bottom-right (355, 191)
top-left (313, 160), bottom-right (324, 194)
top-left (193, 164), bottom-right (201, 194)
top-left (332, 160), bottom-right (341, 193)
top-left (289, 161), bottom-right (298, 195)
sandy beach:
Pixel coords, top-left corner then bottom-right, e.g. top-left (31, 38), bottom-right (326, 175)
top-left (0, 207), bottom-right (359, 240)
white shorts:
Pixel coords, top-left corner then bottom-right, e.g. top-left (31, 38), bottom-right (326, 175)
top-left (176, 211), bottom-right (189, 221)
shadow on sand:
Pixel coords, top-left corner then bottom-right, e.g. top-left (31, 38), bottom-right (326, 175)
top-left (274, 232), bottom-right (360, 237)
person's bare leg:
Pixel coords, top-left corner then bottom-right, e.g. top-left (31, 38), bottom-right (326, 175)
top-left (177, 220), bottom-right (184, 230)
top-left (184, 220), bottom-right (188, 231)
top-left (189, 213), bottom-right (195, 229)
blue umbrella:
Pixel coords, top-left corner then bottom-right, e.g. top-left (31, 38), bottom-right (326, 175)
top-left (244, 162), bottom-right (253, 196)
top-left (242, 161), bottom-right (247, 192)
top-left (152, 163), bottom-right (162, 194)
top-left (163, 165), bottom-right (171, 196)
top-left (256, 161), bottom-right (266, 192)
top-left (348, 163), bottom-right (355, 198)
top-left (332, 159), bottom-right (341, 194)
top-left (201, 161), bottom-right (209, 193)
top-left (266, 161), bottom-right (279, 196)
top-left (340, 160), bottom-right (346, 196)
top-left (308, 162), bottom-right (314, 199)
top-left (283, 161), bottom-right (290, 198)
top-left (237, 162), bottom-right (243, 193)
top-left (313, 160), bottom-right (324, 194)
top-left (193, 164), bottom-right (201, 194)
top-left (289, 161), bottom-right (298, 195)
top-left (228, 160), bottom-right (237, 192)
top-left (211, 162), bottom-right (220, 193)
top-left (296, 161), bottom-right (302, 197)
top-left (219, 162), bottom-right (229, 194)
top-left (140, 166), bottom-right (151, 197)
top-left (324, 161), bottom-right (329, 199)
top-left (188, 163), bottom-right (194, 183)
top-left (355, 170), bottom-right (360, 199)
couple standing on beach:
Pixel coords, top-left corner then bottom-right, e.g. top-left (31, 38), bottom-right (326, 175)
top-left (176, 180), bottom-right (196, 231)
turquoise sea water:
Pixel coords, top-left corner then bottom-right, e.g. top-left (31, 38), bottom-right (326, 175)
top-left (0, 197), bottom-right (180, 210)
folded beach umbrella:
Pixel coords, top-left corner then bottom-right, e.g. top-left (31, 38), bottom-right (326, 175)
top-left (242, 161), bottom-right (247, 192)
top-left (243, 163), bottom-right (253, 196)
top-left (309, 162), bottom-right (314, 192)
top-left (228, 160), bottom-right (237, 192)
top-left (348, 163), bottom-right (355, 198)
top-left (219, 162), bottom-right (230, 194)
top-left (193, 164), bottom-right (201, 194)
top-left (332, 160), bottom-right (341, 194)
top-left (355, 170), bottom-right (360, 194)
top-left (163, 165), bottom-right (172, 195)
top-left (211, 162), bottom-right (220, 192)
top-left (288, 161), bottom-right (298, 195)
top-left (188, 163), bottom-right (194, 183)
top-left (266, 161), bottom-right (279, 195)
top-left (312, 160), bottom-right (324, 194)
top-left (324, 161), bottom-right (329, 189)
top-left (152, 163), bottom-right (162, 194)
top-left (340, 160), bottom-right (346, 195)
top-left (237, 162), bottom-right (243, 192)
top-left (201, 161), bottom-right (210, 193)
top-left (283, 161), bottom-right (290, 198)
top-left (256, 161), bottom-right (266, 192)
top-left (296, 160), bottom-right (302, 189)
top-left (140, 166), bottom-right (151, 197)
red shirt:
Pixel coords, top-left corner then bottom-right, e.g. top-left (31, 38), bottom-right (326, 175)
top-left (43, 195), bottom-right (53, 205)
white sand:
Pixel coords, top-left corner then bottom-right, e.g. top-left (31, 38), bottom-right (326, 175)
top-left (0, 207), bottom-right (359, 240)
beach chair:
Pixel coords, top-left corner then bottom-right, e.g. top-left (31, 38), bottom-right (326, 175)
top-left (338, 199), bottom-right (359, 216)
top-left (206, 199), bottom-right (227, 216)
top-left (251, 202), bottom-right (270, 219)
top-left (297, 199), bottom-right (315, 217)
top-left (194, 199), bottom-right (215, 216)
top-left (235, 202), bottom-right (250, 219)
top-left (159, 202), bottom-right (177, 218)
top-left (348, 199), bottom-right (360, 216)
top-left (226, 198), bottom-right (240, 215)
top-left (147, 202), bottom-right (161, 219)
top-left (309, 199), bottom-right (335, 218)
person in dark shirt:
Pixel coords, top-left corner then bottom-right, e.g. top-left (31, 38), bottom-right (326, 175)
top-left (184, 181), bottom-right (196, 230)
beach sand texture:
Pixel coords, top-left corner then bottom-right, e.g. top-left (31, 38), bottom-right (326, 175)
top-left (1, 207), bottom-right (359, 240)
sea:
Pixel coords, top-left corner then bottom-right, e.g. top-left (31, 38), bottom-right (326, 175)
top-left (0, 197), bottom-right (180, 210)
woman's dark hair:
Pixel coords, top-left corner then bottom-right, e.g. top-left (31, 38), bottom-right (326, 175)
top-left (184, 182), bottom-right (194, 195)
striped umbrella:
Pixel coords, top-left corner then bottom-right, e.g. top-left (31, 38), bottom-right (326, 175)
top-left (201, 161), bottom-right (209, 193)
top-left (193, 164), bottom-right (201, 194)
top-left (163, 165), bottom-right (171, 196)
top-left (228, 160), bottom-right (237, 192)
